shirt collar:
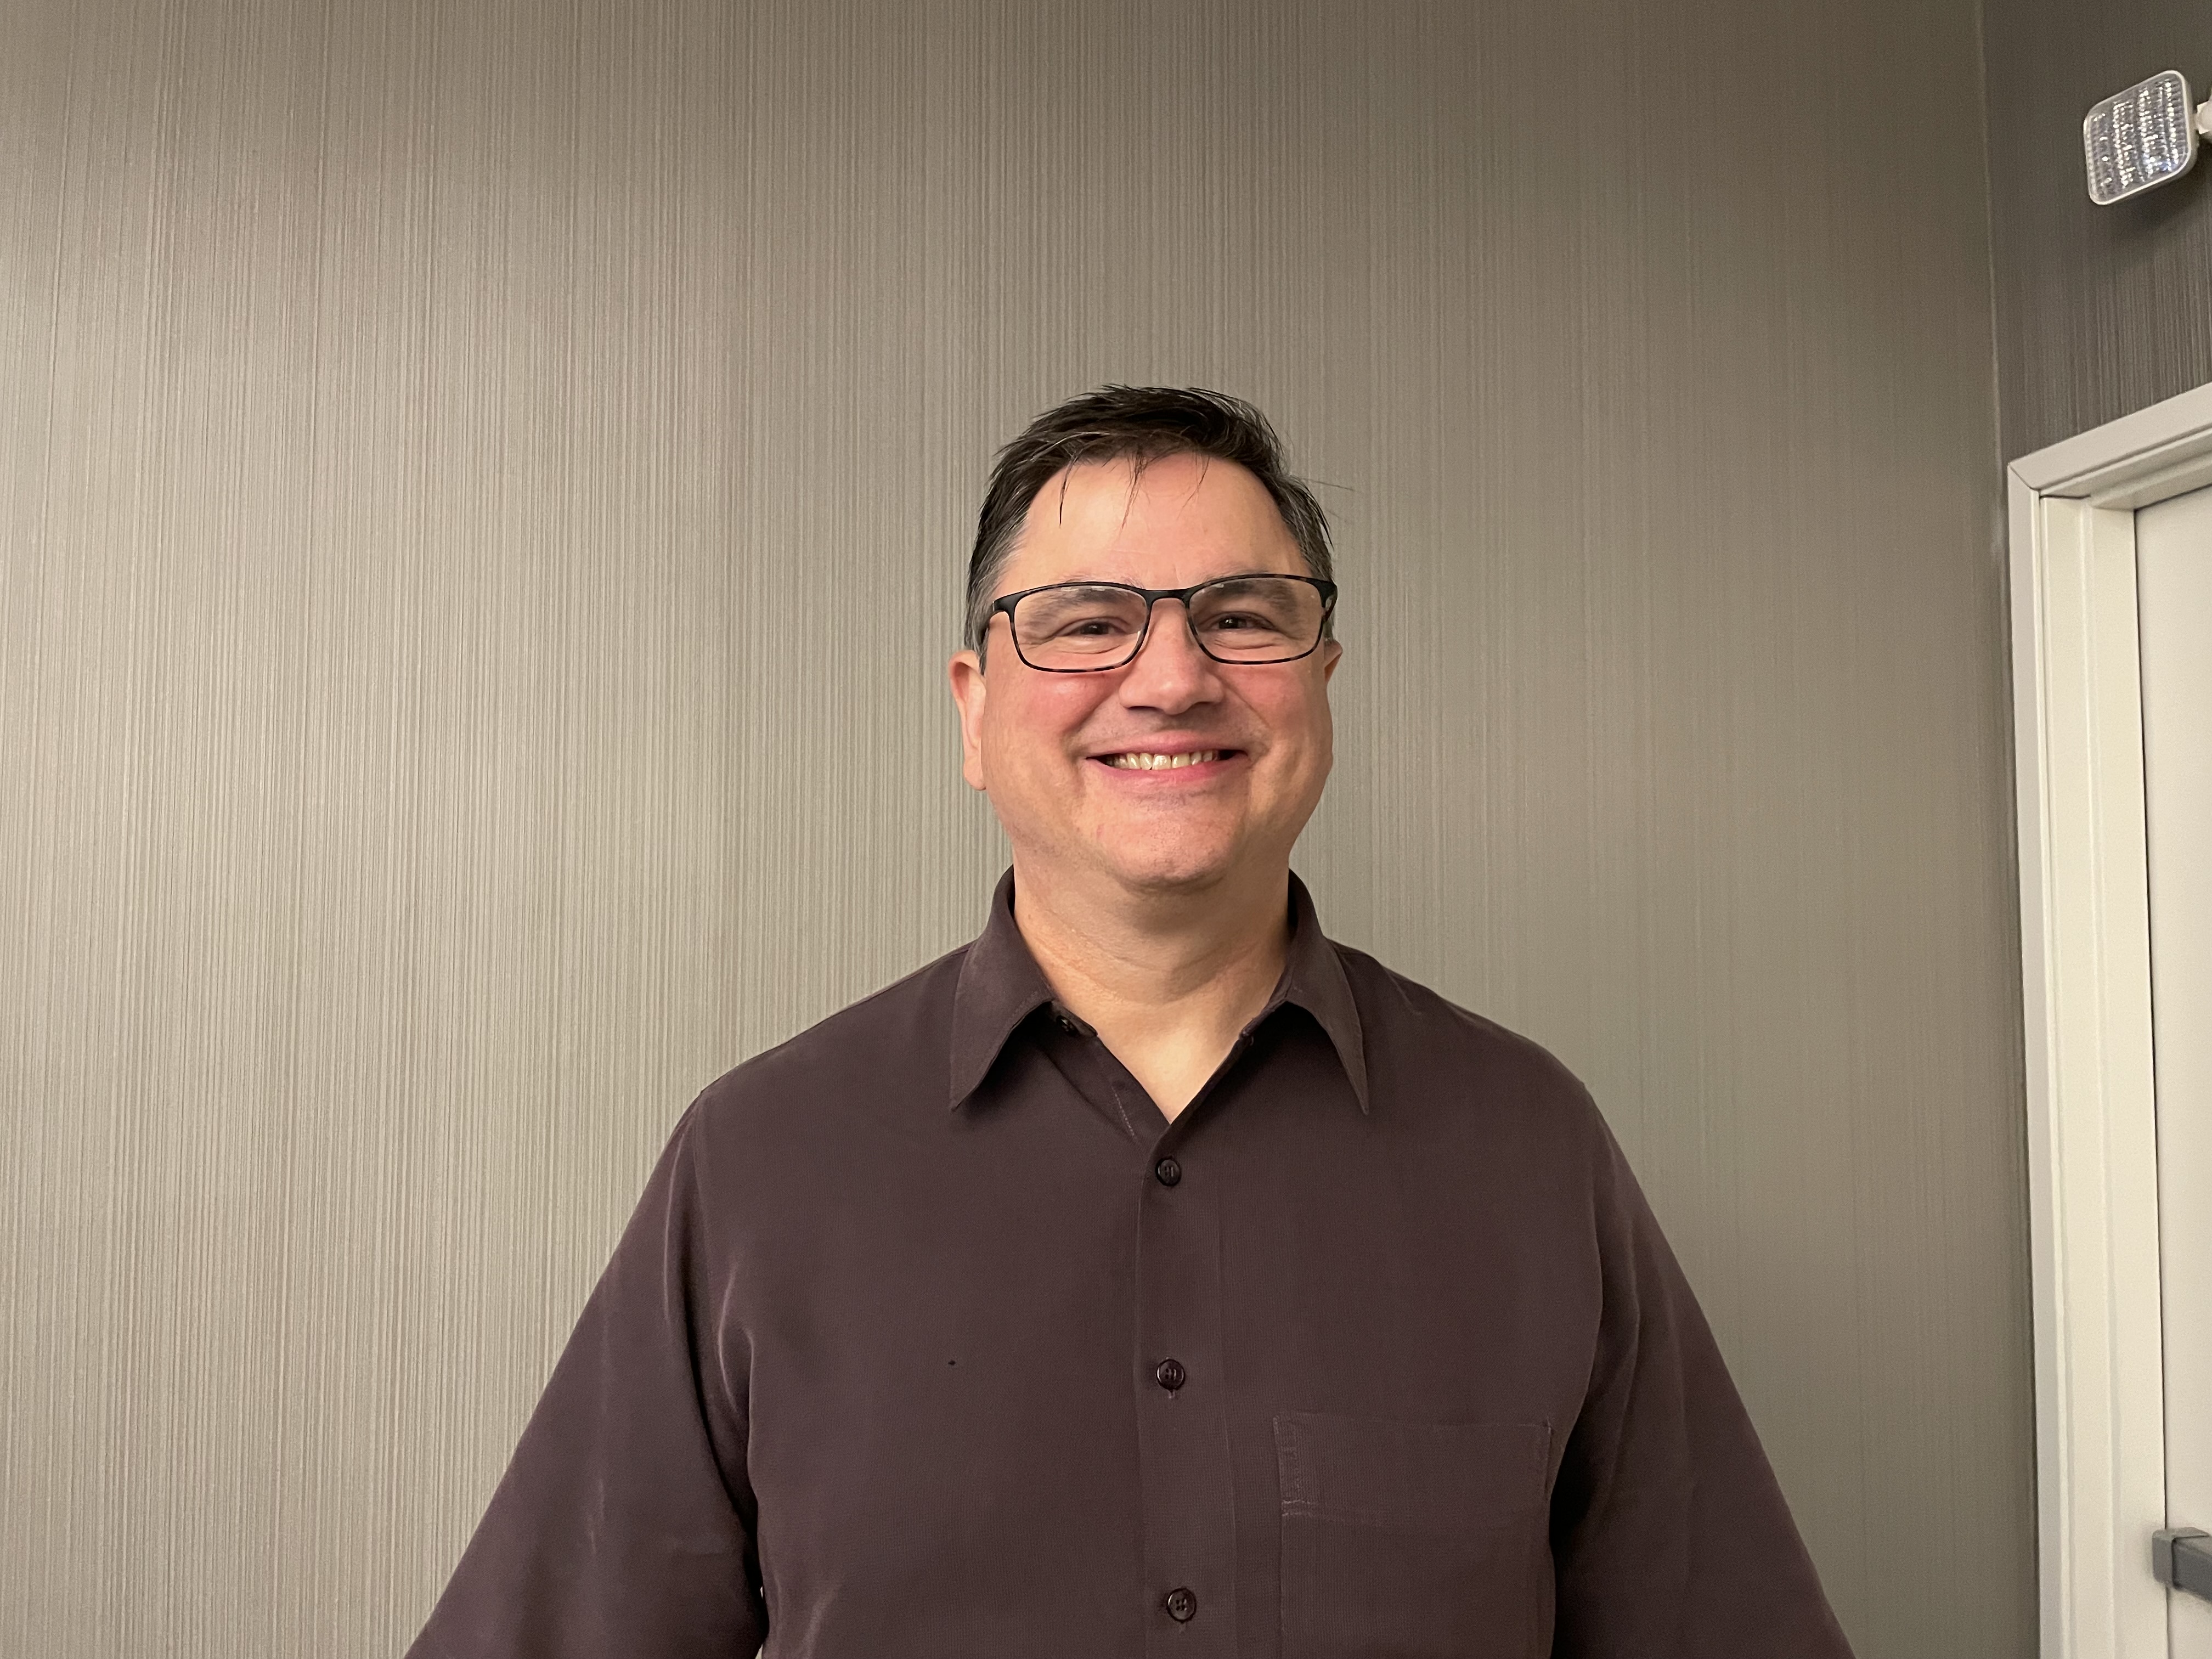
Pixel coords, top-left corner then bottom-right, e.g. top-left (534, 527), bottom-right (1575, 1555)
top-left (947, 868), bottom-right (1370, 1115)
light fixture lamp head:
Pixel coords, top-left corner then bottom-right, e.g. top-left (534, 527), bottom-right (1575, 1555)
top-left (2084, 70), bottom-right (2212, 204)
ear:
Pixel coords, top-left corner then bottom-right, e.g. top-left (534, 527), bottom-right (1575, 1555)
top-left (947, 648), bottom-right (990, 791)
top-left (1319, 637), bottom-right (1343, 683)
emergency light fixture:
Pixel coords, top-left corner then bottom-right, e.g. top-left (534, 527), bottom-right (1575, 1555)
top-left (2084, 70), bottom-right (2212, 204)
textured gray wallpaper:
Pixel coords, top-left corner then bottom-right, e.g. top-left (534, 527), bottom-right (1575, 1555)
top-left (1985, 0), bottom-right (2212, 455)
top-left (1, 1), bottom-right (2027, 1654)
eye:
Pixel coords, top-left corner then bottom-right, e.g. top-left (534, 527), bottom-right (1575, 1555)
top-left (1203, 609), bottom-right (1289, 635)
top-left (1053, 616), bottom-right (1135, 639)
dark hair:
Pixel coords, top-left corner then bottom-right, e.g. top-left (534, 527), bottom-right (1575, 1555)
top-left (963, 385), bottom-right (1334, 652)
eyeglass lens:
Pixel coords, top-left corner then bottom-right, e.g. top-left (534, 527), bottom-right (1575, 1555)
top-left (1011, 577), bottom-right (1326, 670)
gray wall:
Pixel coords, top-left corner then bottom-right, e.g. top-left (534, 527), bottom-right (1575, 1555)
top-left (1, 1), bottom-right (2029, 1654)
top-left (1987, 0), bottom-right (2212, 455)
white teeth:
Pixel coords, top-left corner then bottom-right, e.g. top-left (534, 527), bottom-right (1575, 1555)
top-left (1106, 750), bottom-right (1221, 770)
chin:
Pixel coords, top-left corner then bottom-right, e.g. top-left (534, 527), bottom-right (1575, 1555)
top-left (1096, 840), bottom-right (1241, 895)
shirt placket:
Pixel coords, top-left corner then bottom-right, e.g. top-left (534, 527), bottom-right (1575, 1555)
top-left (1122, 1062), bottom-right (1244, 1658)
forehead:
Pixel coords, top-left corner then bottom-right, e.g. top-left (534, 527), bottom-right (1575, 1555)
top-left (1001, 453), bottom-right (1303, 591)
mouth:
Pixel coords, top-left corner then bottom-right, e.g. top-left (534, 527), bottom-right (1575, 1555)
top-left (1090, 747), bottom-right (1243, 773)
top-left (1101, 752), bottom-right (1238, 778)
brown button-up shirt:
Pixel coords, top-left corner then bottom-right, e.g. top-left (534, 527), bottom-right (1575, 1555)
top-left (408, 872), bottom-right (1853, 1659)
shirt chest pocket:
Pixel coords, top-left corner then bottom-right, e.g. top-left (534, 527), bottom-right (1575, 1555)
top-left (1273, 1412), bottom-right (1551, 1659)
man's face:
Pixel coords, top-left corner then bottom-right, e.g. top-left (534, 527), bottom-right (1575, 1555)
top-left (947, 452), bottom-right (1341, 899)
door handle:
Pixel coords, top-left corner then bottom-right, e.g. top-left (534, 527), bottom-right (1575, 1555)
top-left (2155, 1528), bottom-right (2212, 1601)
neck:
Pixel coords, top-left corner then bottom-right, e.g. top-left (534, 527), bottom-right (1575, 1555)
top-left (1008, 856), bottom-right (1293, 1122)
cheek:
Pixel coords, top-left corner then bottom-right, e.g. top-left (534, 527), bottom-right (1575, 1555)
top-left (1256, 684), bottom-right (1333, 772)
top-left (981, 675), bottom-right (1111, 763)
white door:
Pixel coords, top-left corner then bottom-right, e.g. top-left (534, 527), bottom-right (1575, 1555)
top-left (2138, 484), bottom-right (2212, 1659)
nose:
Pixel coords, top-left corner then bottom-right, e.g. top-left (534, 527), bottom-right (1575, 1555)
top-left (1116, 599), bottom-right (1223, 713)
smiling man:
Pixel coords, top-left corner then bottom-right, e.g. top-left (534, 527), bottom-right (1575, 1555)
top-left (408, 387), bottom-right (1855, 1659)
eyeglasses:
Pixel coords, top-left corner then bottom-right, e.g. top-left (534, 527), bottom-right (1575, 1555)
top-left (988, 574), bottom-right (1337, 673)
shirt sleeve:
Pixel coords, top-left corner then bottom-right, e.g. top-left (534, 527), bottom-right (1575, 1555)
top-left (404, 1103), bottom-right (765, 1659)
top-left (1549, 1119), bottom-right (1857, 1658)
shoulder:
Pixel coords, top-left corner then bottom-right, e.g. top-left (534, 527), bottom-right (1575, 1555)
top-left (685, 943), bottom-right (967, 1144)
top-left (1331, 940), bottom-right (1612, 1160)
top-left (1332, 939), bottom-right (1590, 1095)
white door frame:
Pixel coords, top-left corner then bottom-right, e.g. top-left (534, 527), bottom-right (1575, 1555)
top-left (2012, 379), bottom-right (2212, 1659)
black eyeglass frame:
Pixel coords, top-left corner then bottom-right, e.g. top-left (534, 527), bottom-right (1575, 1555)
top-left (986, 573), bottom-right (1339, 673)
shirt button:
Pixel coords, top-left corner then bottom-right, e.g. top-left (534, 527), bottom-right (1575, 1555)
top-left (1056, 1013), bottom-right (1078, 1034)
top-left (1153, 1156), bottom-right (1182, 1187)
top-left (1163, 1587), bottom-right (1197, 1622)
top-left (1154, 1358), bottom-right (1187, 1391)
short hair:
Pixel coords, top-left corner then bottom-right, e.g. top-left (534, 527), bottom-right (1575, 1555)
top-left (963, 385), bottom-right (1334, 653)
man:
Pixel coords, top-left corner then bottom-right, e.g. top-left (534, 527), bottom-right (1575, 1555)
top-left (408, 386), bottom-right (1854, 1657)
